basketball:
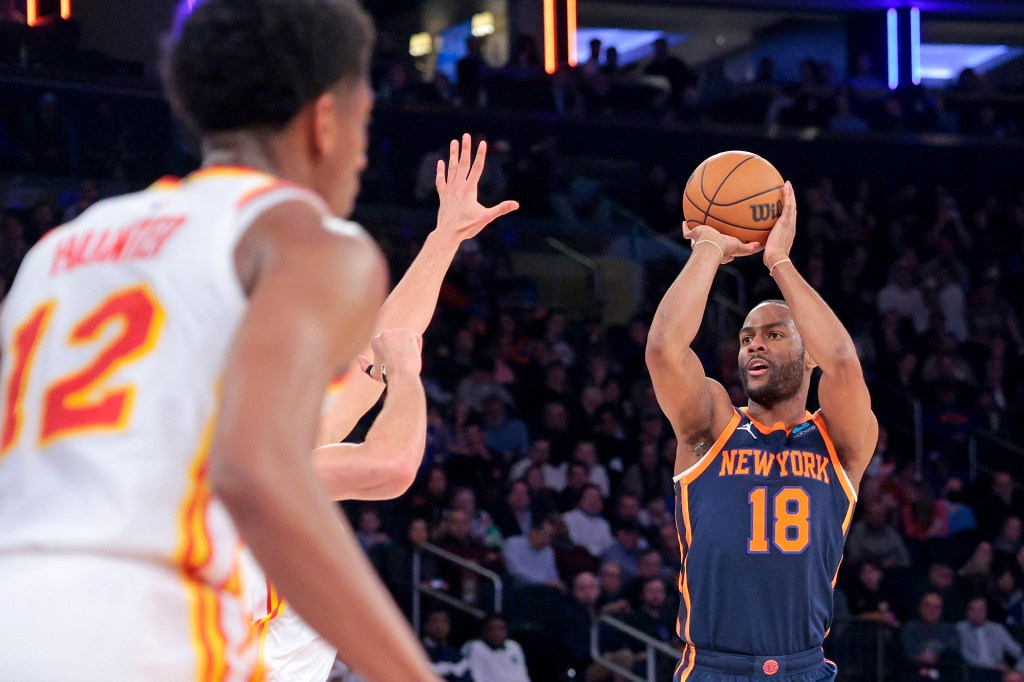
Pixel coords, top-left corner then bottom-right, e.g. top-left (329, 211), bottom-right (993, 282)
top-left (682, 151), bottom-right (785, 244)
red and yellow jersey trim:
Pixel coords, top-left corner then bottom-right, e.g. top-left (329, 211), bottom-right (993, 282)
top-left (254, 578), bottom-right (287, 667)
top-left (174, 410), bottom-right (233, 681)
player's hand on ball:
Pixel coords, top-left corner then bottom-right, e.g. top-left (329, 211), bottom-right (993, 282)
top-left (435, 133), bottom-right (520, 242)
top-left (764, 181), bottom-right (796, 271)
top-left (682, 223), bottom-right (763, 264)
top-left (358, 329), bottom-right (423, 383)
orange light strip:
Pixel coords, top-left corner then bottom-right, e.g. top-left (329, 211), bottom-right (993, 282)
top-left (27, 0), bottom-right (37, 25)
top-left (543, 0), bottom-right (557, 74)
top-left (61, 0), bottom-right (71, 19)
top-left (566, 0), bottom-right (578, 67)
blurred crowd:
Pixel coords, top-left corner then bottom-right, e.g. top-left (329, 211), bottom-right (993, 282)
top-left (4, 17), bottom-right (1024, 682)
top-left (373, 33), bottom-right (1024, 139)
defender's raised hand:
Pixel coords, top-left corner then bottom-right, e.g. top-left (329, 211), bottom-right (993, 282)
top-left (435, 133), bottom-right (520, 241)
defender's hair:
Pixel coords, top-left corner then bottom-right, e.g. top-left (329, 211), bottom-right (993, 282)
top-left (164, 0), bottom-right (374, 134)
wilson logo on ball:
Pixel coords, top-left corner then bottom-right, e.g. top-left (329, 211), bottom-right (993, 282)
top-left (749, 200), bottom-right (783, 223)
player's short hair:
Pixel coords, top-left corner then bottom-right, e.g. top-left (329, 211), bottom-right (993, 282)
top-left (164, 0), bottom-right (375, 134)
top-left (750, 299), bottom-right (790, 313)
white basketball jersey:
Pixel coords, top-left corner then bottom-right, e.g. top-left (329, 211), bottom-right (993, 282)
top-left (0, 165), bottom-right (337, 680)
top-left (243, 550), bottom-right (339, 682)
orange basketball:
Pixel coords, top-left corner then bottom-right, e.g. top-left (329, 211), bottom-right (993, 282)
top-left (682, 151), bottom-right (785, 244)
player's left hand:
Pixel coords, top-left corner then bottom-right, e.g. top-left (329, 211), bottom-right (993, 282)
top-left (763, 180), bottom-right (796, 271)
top-left (435, 133), bottom-right (520, 242)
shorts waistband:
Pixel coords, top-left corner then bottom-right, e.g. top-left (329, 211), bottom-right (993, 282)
top-left (685, 646), bottom-right (826, 677)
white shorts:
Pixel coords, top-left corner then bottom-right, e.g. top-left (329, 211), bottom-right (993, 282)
top-left (258, 599), bottom-right (337, 682)
top-left (0, 552), bottom-right (257, 681)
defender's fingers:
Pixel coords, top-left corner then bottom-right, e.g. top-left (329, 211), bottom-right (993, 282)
top-left (457, 133), bottom-right (473, 180)
top-left (435, 160), bottom-right (445, 193)
top-left (468, 140), bottom-right (488, 185)
top-left (446, 139), bottom-right (459, 185)
top-left (486, 200), bottom-right (520, 220)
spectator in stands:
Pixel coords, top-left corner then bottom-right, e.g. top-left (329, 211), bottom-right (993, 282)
top-left (960, 542), bottom-right (996, 596)
top-left (557, 462), bottom-right (592, 512)
top-left (878, 260), bottom-right (928, 334)
top-left (479, 391), bottom-right (528, 458)
top-left (957, 596), bottom-right (1024, 681)
top-left (558, 571), bottom-right (635, 682)
top-left (623, 578), bottom-right (677, 679)
top-left (450, 487), bottom-right (500, 548)
top-left (597, 561), bottom-right (630, 616)
top-left (624, 549), bottom-right (673, 608)
top-left (847, 561), bottom-right (901, 629)
top-left (829, 87), bottom-right (869, 134)
top-left (620, 439), bottom-right (672, 504)
top-left (457, 37), bottom-right (488, 107)
top-left (644, 37), bottom-right (695, 105)
top-left (410, 465), bottom-right (451, 526)
top-left (462, 615), bottom-right (531, 682)
top-left (992, 569), bottom-right (1024, 639)
top-left (994, 516), bottom-right (1023, 566)
top-left (502, 515), bottom-right (563, 590)
top-left (909, 563), bottom-right (965, 624)
top-left (601, 521), bottom-right (646, 582)
top-left (435, 508), bottom-right (504, 602)
top-left (522, 465), bottom-right (559, 518)
top-left (509, 438), bottom-right (565, 490)
top-left (901, 592), bottom-right (962, 682)
top-left (847, 501), bottom-right (913, 569)
top-left (355, 507), bottom-right (390, 551)
top-left (549, 513), bottom-right (597, 580)
top-left (422, 610), bottom-right (471, 682)
top-left (572, 439), bottom-right (610, 498)
top-left (494, 479), bottom-right (533, 539)
top-left (563, 484), bottom-right (614, 558)
top-left (976, 473), bottom-right (1024, 541)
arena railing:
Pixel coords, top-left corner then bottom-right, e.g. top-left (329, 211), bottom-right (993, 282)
top-left (589, 615), bottom-right (895, 682)
top-left (590, 614), bottom-right (681, 682)
top-left (410, 543), bottom-right (503, 635)
top-left (969, 430), bottom-right (1024, 483)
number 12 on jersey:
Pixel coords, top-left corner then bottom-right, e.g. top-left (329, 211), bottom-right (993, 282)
top-left (748, 486), bottom-right (810, 554)
top-left (1, 285), bottom-right (163, 454)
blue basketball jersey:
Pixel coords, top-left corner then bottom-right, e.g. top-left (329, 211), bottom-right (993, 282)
top-left (673, 407), bottom-right (856, 659)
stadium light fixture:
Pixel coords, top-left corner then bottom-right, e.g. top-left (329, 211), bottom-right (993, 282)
top-left (543, 0), bottom-right (557, 74)
top-left (910, 7), bottom-right (921, 85)
top-left (887, 8), bottom-right (899, 89)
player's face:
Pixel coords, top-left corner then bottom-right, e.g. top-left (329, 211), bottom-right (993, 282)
top-left (319, 79), bottom-right (373, 217)
top-left (737, 305), bottom-right (808, 407)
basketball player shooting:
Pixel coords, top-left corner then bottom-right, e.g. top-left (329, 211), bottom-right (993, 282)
top-left (646, 181), bottom-right (878, 682)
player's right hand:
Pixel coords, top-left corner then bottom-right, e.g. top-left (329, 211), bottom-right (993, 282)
top-left (358, 329), bottom-right (423, 383)
top-left (682, 223), bottom-right (763, 264)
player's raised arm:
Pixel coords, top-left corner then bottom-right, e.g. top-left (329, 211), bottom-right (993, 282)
top-left (764, 181), bottom-right (877, 489)
top-left (313, 328), bottom-right (427, 500)
top-left (210, 202), bottom-right (439, 682)
top-left (646, 226), bottom-right (761, 472)
top-left (316, 133), bottom-right (519, 445)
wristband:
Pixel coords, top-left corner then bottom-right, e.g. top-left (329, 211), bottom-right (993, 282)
top-left (364, 363), bottom-right (388, 385)
top-left (769, 257), bottom-right (792, 276)
top-left (694, 239), bottom-right (725, 260)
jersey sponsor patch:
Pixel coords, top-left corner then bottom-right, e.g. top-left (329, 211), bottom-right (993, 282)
top-left (791, 422), bottom-right (818, 438)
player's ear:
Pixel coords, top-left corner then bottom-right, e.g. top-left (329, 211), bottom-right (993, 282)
top-left (309, 91), bottom-right (338, 159)
top-left (805, 350), bottom-right (818, 370)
